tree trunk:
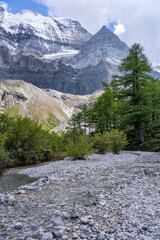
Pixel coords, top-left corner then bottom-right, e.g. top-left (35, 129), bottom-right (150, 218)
top-left (134, 123), bottom-right (139, 137)
top-left (139, 123), bottom-right (144, 143)
top-left (135, 122), bottom-right (144, 143)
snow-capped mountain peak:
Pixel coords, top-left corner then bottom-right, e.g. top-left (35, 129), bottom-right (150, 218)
top-left (0, 5), bottom-right (7, 23)
top-left (0, 8), bottom-right (91, 41)
top-left (73, 25), bottom-right (129, 69)
top-left (18, 9), bottom-right (39, 15)
top-left (0, 8), bottom-right (91, 61)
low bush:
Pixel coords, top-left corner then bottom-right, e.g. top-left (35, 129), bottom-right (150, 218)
top-left (0, 114), bottom-right (64, 172)
top-left (105, 129), bottom-right (128, 154)
top-left (66, 133), bottom-right (93, 160)
top-left (93, 132), bottom-right (108, 154)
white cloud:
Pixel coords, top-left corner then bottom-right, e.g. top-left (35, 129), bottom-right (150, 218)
top-left (114, 23), bottom-right (126, 36)
top-left (0, 1), bottom-right (8, 9)
top-left (35, 0), bottom-right (160, 65)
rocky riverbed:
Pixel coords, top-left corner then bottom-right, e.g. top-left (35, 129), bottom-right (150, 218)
top-left (0, 152), bottom-right (160, 240)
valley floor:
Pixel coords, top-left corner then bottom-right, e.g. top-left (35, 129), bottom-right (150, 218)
top-left (0, 152), bottom-right (160, 240)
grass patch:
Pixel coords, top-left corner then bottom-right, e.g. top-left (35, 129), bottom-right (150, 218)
top-left (6, 103), bottom-right (21, 118)
top-left (41, 116), bottom-right (60, 130)
top-left (64, 99), bottom-right (75, 106)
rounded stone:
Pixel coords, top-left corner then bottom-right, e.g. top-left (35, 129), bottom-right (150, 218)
top-left (72, 233), bottom-right (79, 239)
top-left (80, 217), bottom-right (88, 224)
top-left (41, 232), bottom-right (53, 240)
top-left (14, 222), bottom-right (23, 230)
top-left (51, 214), bottom-right (64, 226)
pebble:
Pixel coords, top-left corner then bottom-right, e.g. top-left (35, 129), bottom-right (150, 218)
top-left (26, 238), bottom-right (38, 240)
top-left (62, 236), bottom-right (68, 240)
top-left (51, 214), bottom-right (64, 226)
top-left (2, 193), bottom-right (15, 204)
top-left (80, 217), bottom-right (88, 224)
top-left (72, 233), bottom-right (79, 239)
top-left (52, 227), bottom-right (64, 237)
top-left (47, 194), bottom-right (55, 204)
top-left (15, 190), bottom-right (26, 195)
top-left (70, 208), bottom-right (79, 219)
top-left (97, 234), bottom-right (104, 240)
top-left (14, 222), bottom-right (23, 230)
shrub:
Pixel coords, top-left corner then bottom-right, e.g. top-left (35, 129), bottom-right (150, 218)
top-left (66, 134), bottom-right (92, 160)
top-left (5, 117), bottom-right (48, 164)
top-left (139, 139), bottom-right (160, 152)
top-left (0, 114), bottom-right (66, 172)
top-left (139, 121), bottom-right (160, 152)
top-left (0, 132), bottom-right (13, 174)
top-left (105, 129), bottom-right (128, 154)
top-left (93, 132), bottom-right (109, 154)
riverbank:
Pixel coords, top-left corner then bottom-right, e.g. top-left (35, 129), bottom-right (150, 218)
top-left (0, 152), bottom-right (160, 240)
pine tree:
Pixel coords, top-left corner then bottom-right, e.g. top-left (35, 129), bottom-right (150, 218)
top-left (91, 88), bottom-right (116, 133)
top-left (147, 78), bottom-right (160, 122)
top-left (114, 43), bottom-right (153, 143)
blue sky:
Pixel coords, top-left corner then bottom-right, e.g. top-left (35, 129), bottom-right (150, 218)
top-left (2, 0), bottom-right (48, 15)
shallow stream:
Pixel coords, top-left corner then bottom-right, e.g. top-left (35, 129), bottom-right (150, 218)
top-left (0, 173), bottom-right (38, 193)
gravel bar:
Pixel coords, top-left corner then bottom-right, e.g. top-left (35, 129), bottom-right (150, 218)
top-left (0, 151), bottom-right (160, 240)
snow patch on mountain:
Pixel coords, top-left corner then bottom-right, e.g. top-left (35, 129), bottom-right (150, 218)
top-left (43, 50), bottom-right (79, 60)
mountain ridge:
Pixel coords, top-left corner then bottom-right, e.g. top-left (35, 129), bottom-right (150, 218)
top-left (0, 6), bottom-right (92, 60)
top-left (0, 7), bottom-right (158, 94)
top-left (0, 7), bottom-right (129, 94)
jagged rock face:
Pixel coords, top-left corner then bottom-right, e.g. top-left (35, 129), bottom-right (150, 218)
top-left (0, 7), bottom-right (131, 94)
top-left (0, 57), bottom-right (117, 94)
top-left (0, 82), bottom-right (27, 113)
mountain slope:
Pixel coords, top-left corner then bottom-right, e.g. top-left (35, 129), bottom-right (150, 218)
top-left (0, 79), bottom-right (69, 128)
top-left (0, 79), bottom-right (103, 130)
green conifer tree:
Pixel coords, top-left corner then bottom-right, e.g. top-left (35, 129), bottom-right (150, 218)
top-left (114, 43), bottom-right (153, 143)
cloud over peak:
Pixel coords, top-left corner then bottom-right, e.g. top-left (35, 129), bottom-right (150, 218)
top-left (114, 23), bottom-right (126, 36)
